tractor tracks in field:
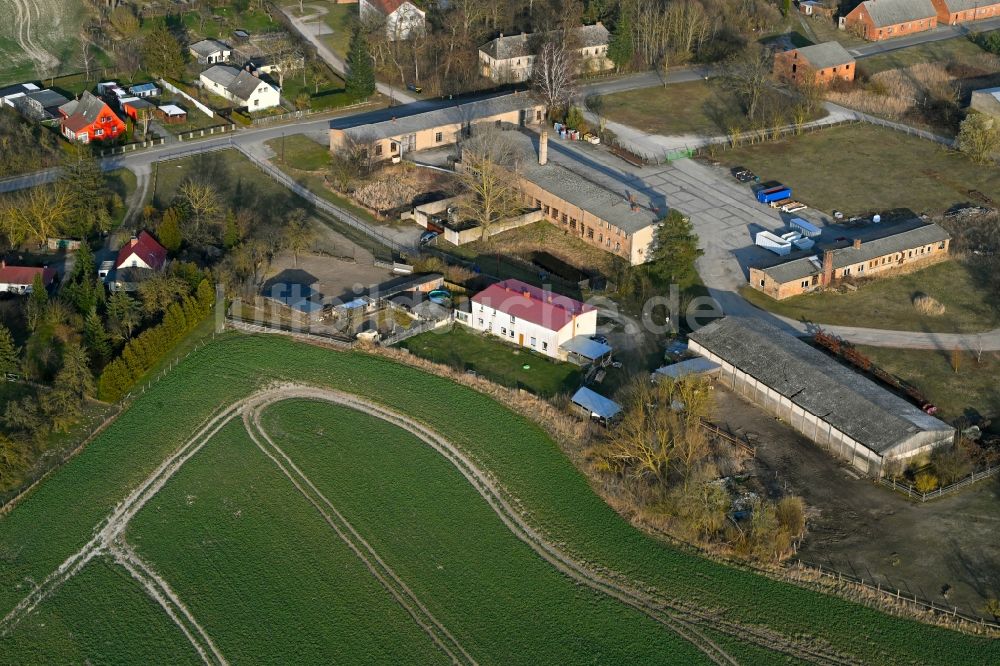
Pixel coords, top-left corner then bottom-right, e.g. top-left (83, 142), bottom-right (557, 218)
top-left (10, 0), bottom-right (58, 73)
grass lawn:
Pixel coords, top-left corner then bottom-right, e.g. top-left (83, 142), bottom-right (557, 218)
top-left (267, 134), bottom-right (331, 171)
top-left (715, 123), bottom-right (1000, 216)
top-left (859, 33), bottom-right (997, 76)
top-left (741, 260), bottom-right (1000, 334)
top-left (106, 168), bottom-right (137, 229)
top-left (399, 325), bottom-right (582, 397)
top-left (316, 3), bottom-right (359, 61)
top-left (854, 345), bottom-right (1000, 424)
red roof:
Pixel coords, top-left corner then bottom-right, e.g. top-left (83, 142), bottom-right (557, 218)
top-left (471, 279), bottom-right (594, 332)
top-left (367, 0), bottom-right (412, 14)
top-left (115, 231), bottom-right (167, 271)
top-left (0, 262), bottom-right (56, 287)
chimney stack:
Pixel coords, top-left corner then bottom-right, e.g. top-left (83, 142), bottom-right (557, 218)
top-left (130, 236), bottom-right (138, 247)
top-left (539, 131), bottom-right (548, 165)
top-left (853, 238), bottom-right (862, 249)
top-left (821, 249), bottom-right (834, 287)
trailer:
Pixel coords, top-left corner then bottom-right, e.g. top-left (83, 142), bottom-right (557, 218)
top-left (780, 201), bottom-right (807, 213)
top-left (789, 217), bottom-right (821, 238)
top-left (755, 230), bottom-right (793, 256)
top-left (756, 185), bottom-right (792, 204)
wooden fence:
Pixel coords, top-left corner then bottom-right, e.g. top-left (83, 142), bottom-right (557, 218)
top-left (879, 464), bottom-right (999, 502)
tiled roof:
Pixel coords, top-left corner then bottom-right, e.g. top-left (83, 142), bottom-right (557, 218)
top-left (855, 0), bottom-right (936, 26)
top-left (479, 23), bottom-right (610, 60)
top-left (201, 64), bottom-right (239, 88)
top-left (228, 70), bottom-right (267, 101)
top-left (0, 263), bottom-right (56, 287)
top-left (472, 278), bottom-right (593, 331)
top-left (115, 231), bottom-right (167, 271)
top-left (793, 41), bottom-right (855, 70)
top-left (190, 39), bottom-right (231, 57)
top-left (366, 0), bottom-right (420, 15)
top-left (60, 91), bottom-right (114, 133)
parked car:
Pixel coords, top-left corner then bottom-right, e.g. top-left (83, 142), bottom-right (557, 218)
top-left (590, 334), bottom-right (609, 345)
top-left (407, 83), bottom-right (422, 93)
top-left (419, 231), bottom-right (439, 245)
top-left (731, 166), bottom-right (757, 183)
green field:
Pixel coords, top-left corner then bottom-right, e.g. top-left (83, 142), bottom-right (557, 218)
top-left (741, 259), bottom-right (1000, 334)
top-left (859, 32), bottom-right (999, 76)
top-left (716, 123), bottom-right (1000, 215)
top-left (399, 324), bottom-right (583, 397)
top-left (0, 334), bottom-right (998, 663)
top-left (0, 0), bottom-right (90, 86)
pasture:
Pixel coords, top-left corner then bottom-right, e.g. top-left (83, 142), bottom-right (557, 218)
top-left (0, 334), bottom-right (997, 664)
top-left (0, 0), bottom-right (89, 86)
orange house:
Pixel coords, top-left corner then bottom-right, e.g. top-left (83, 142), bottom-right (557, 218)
top-left (842, 0), bottom-right (937, 40)
top-left (774, 42), bottom-right (856, 86)
top-left (58, 91), bottom-right (126, 143)
top-left (930, 0), bottom-right (1000, 24)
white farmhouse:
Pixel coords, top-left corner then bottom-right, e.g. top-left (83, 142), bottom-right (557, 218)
top-left (199, 65), bottom-right (280, 110)
top-left (189, 39), bottom-right (232, 64)
top-left (457, 279), bottom-right (601, 362)
top-left (360, 0), bottom-right (426, 40)
top-left (0, 261), bottom-right (56, 295)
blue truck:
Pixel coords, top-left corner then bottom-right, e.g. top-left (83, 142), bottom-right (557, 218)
top-left (756, 184), bottom-right (792, 204)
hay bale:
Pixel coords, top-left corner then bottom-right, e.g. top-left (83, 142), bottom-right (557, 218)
top-left (913, 294), bottom-right (946, 317)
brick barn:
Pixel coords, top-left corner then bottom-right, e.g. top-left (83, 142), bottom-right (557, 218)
top-left (842, 0), bottom-right (937, 40)
top-left (773, 42), bottom-right (856, 86)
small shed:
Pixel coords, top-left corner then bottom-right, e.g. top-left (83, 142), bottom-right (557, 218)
top-left (121, 97), bottom-right (155, 121)
top-left (571, 387), bottom-right (622, 425)
top-left (156, 104), bottom-right (187, 124)
top-left (560, 335), bottom-right (612, 366)
top-left (129, 82), bottom-right (160, 98)
top-left (652, 357), bottom-right (721, 383)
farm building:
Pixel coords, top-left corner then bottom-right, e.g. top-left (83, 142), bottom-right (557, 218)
top-left (10, 89), bottom-right (70, 121)
top-left (970, 86), bottom-right (1000, 118)
top-left (329, 92), bottom-right (544, 160)
top-left (190, 39), bottom-right (232, 64)
top-left (841, 0), bottom-right (937, 40)
top-left (688, 317), bottom-right (953, 475)
top-left (0, 82), bottom-right (39, 107)
top-left (798, 0), bottom-right (835, 17)
top-left (478, 23), bottom-right (612, 83)
top-left (652, 357), bottom-right (721, 382)
top-left (459, 131), bottom-right (661, 265)
top-left (456, 278), bottom-right (597, 360)
top-left (58, 91), bottom-right (126, 143)
top-left (773, 42), bottom-right (855, 86)
top-left (359, 0), bottom-right (426, 40)
top-left (930, 0), bottom-right (1000, 24)
top-left (157, 104), bottom-right (188, 124)
top-left (570, 386), bottom-right (621, 425)
top-left (199, 65), bottom-right (280, 110)
top-left (749, 220), bottom-right (950, 300)
top-left (0, 261), bottom-right (56, 294)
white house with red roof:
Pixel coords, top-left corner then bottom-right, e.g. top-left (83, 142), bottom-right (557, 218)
top-left (115, 231), bottom-right (167, 272)
top-left (360, 0), bottom-right (425, 40)
top-left (460, 278), bottom-right (598, 360)
top-left (0, 261), bottom-right (57, 295)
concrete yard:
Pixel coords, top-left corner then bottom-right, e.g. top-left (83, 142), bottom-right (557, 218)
top-left (712, 388), bottom-right (1000, 618)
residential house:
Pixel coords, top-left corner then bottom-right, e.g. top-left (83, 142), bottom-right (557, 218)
top-left (842, 0), bottom-right (937, 40)
top-left (359, 0), bottom-right (426, 40)
top-left (199, 65), bottom-right (280, 110)
top-left (749, 220), bottom-right (950, 300)
top-left (773, 41), bottom-right (855, 86)
top-left (457, 278), bottom-right (598, 360)
top-left (329, 93), bottom-right (545, 160)
top-left (128, 82), bottom-right (160, 98)
top-left (0, 261), bottom-right (56, 294)
top-left (58, 91), bottom-right (126, 143)
top-left (970, 85), bottom-right (1000, 118)
top-left (479, 23), bottom-right (612, 83)
top-left (111, 231), bottom-right (168, 292)
top-left (189, 39), bottom-right (232, 64)
top-left (11, 89), bottom-right (70, 121)
top-left (931, 0), bottom-right (1000, 24)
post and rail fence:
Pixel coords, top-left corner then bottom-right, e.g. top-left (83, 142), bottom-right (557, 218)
top-left (879, 464), bottom-right (999, 502)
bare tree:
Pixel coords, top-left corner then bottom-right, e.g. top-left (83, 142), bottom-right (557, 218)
top-left (118, 42), bottom-right (142, 84)
top-left (458, 129), bottom-right (524, 242)
top-left (78, 33), bottom-right (96, 82)
top-left (532, 40), bottom-right (578, 113)
top-left (724, 45), bottom-right (773, 122)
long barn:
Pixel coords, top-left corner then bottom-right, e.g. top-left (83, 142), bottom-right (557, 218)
top-left (688, 317), bottom-right (953, 475)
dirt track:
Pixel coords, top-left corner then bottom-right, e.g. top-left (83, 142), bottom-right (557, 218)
top-left (1, 384), bottom-right (863, 665)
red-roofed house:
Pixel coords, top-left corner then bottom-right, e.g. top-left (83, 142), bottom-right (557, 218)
top-left (116, 231), bottom-right (167, 272)
top-left (0, 261), bottom-right (57, 295)
top-left (360, 0), bottom-right (425, 40)
top-left (57, 91), bottom-right (126, 143)
top-left (461, 279), bottom-right (597, 359)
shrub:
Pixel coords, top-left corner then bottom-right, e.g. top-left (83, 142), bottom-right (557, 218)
top-left (775, 496), bottom-right (806, 538)
top-left (914, 470), bottom-right (939, 493)
top-left (231, 110), bottom-right (252, 126)
top-left (912, 293), bottom-right (945, 316)
top-left (931, 446), bottom-right (972, 485)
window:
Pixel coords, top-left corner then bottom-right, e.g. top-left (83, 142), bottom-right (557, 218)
top-left (569, 220), bottom-right (576, 230)
top-left (759, 279), bottom-right (765, 287)
top-left (598, 233), bottom-right (603, 243)
top-left (801, 280), bottom-right (809, 288)
top-left (510, 314), bottom-right (515, 323)
top-left (254, 99), bottom-right (259, 107)
top-left (535, 199), bottom-right (541, 208)
top-left (376, 144), bottom-right (383, 155)
top-left (509, 329), bottom-right (514, 338)
top-left (561, 213), bottom-right (567, 224)
top-left (587, 228), bottom-right (594, 239)
top-left (792, 64), bottom-right (797, 73)
top-left (938, 241), bottom-right (946, 249)
top-left (435, 131), bottom-right (442, 142)
top-left (94, 128), bottom-right (104, 136)
top-left (543, 205), bottom-right (550, 215)
top-left (542, 341), bottom-right (548, 351)
top-left (858, 264), bottom-right (864, 273)
top-left (501, 327), bottom-right (507, 335)
top-left (477, 318), bottom-right (484, 325)
top-left (615, 241), bottom-right (621, 251)
top-left (530, 337), bottom-right (536, 346)
top-left (843, 267), bottom-right (851, 276)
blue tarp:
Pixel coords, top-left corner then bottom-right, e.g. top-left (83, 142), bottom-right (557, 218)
top-left (560, 335), bottom-right (612, 360)
top-left (571, 387), bottom-right (622, 420)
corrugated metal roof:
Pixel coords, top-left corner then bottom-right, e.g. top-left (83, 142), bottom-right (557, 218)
top-left (654, 357), bottom-right (721, 380)
top-left (560, 335), bottom-right (612, 359)
top-left (571, 386), bottom-right (621, 419)
top-left (688, 317), bottom-right (952, 454)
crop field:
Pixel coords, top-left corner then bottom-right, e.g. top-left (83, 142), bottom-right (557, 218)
top-left (0, 0), bottom-right (89, 86)
top-left (0, 334), bottom-right (997, 664)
